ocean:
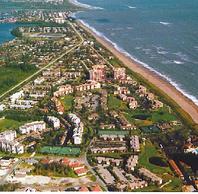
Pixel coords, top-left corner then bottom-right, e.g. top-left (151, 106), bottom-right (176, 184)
top-left (73, 0), bottom-right (198, 105)
top-left (0, 0), bottom-right (198, 105)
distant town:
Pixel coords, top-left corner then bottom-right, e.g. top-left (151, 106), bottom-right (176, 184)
top-left (0, 0), bottom-right (197, 192)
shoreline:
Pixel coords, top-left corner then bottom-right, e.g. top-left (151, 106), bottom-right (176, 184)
top-left (68, 0), bottom-right (103, 10)
top-left (77, 20), bottom-right (198, 125)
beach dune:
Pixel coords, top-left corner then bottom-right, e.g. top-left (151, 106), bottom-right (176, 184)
top-left (78, 21), bottom-right (198, 125)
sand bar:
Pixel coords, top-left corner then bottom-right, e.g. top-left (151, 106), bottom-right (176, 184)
top-left (77, 21), bottom-right (198, 124)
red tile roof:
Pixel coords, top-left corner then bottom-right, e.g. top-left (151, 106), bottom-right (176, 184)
top-left (40, 159), bottom-right (50, 164)
top-left (79, 186), bottom-right (89, 192)
top-left (91, 185), bottom-right (102, 192)
top-left (69, 162), bottom-right (84, 169)
top-left (61, 158), bottom-right (70, 165)
top-left (74, 168), bottom-right (87, 176)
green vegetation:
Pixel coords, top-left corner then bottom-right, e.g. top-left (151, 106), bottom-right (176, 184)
top-left (137, 141), bottom-right (182, 191)
top-left (126, 69), bottom-right (197, 130)
top-left (11, 27), bottom-right (23, 38)
top-left (60, 95), bottom-right (74, 111)
top-left (0, 118), bottom-right (24, 132)
top-left (0, 110), bottom-right (43, 122)
top-left (108, 94), bottom-right (128, 111)
top-left (140, 125), bottom-right (160, 133)
top-left (0, 183), bottom-right (21, 192)
top-left (40, 146), bottom-right (81, 156)
top-left (32, 161), bottom-right (77, 178)
top-left (98, 40), bottom-right (198, 130)
top-left (126, 108), bottom-right (176, 122)
top-left (139, 141), bottom-right (172, 175)
top-left (0, 65), bottom-right (37, 96)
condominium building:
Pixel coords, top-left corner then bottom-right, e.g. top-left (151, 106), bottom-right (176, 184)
top-left (139, 168), bottom-right (162, 185)
top-left (0, 130), bottom-right (16, 141)
top-left (113, 67), bottom-right (126, 80)
top-left (53, 84), bottom-right (73, 97)
top-left (68, 113), bottom-right (84, 144)
top-left (10, 91), bottom-right (24, 104)
top-left (75, 81), bottom-right (101, 92)
top-left (130, 136), bottom-right (140, 152)
top-left (0, 130), bottom-right (24, 154)
top-left (19, 121), bottom-right (46, 134)
top-left (89, 65), bottom-right (106, 82)
top-left (0, 140), bottom-right (24, 154)
top-left (126, 155), bottom-right (138, 171)
top-left (47, 116), bottom-right (60, 129)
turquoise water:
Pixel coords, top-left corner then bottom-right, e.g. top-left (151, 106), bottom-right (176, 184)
top-left (75, 0), bottom-right (198, 105)
top-left (0, 23), bottom-right (20, 44)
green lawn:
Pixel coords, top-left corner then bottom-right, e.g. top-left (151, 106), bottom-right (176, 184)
top-left (123, 112), bottom-right (153, 127)
top-left (0, 118), bottom-right (24, 132)
top-left (0, 66), bottom-right (36, 96)
top-left (138, 141), bottom-right (182, 191)
top-left (60, 95), bottom-right (73, 112)
top-left (108, 94), bottom-right (128, 111)
top-left (139, 141), bottom-right (172, 175)
top-left (123, 108), bottom-right (177, 126)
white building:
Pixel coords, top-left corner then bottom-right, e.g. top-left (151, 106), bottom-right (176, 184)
top-left (0, 104), bottom-right (5, 112)
top-left (0, 130), bottom-right (17, 141)
top-left (47, 116), bottom-right (60, 129)
top-left (10, 91), bottom-right (24, 104)
top-left (19, 121), bottom-right (46, 134)
top-left (54, 17), bottom-right (65, 24)
top-left (34, 77), bottom-right (45, 85)
top-left (0, 131), bottom-right (24, 154)
top-left (68, 114), bottom-right (84, 145)
top-left (130, 136), bottom-right (140, 152)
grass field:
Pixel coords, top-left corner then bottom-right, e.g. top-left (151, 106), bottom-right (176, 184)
top-left (139, 140), bottom-right (172, 175)
top-left (108, 94), bottom-right (128, 111)
top-left (60, 95), bottom-right (73, 112)
top-left (138, 140), bottom-right (182, 191)
top-left (123, 107), bottom-right (177, 127)
top-left (0, 118), bottom-right (24, 132)
top-left (0, 66), bottom-right (36, 96)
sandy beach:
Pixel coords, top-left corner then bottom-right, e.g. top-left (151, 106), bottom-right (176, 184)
top-left (77, 21), bottom-right (198, 124)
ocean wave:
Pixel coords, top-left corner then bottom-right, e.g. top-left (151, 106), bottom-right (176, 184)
top-left (173, 60), bottom-right (184, 65)
top-left (160, 21), bottom-right (171, 26)
top-left (79, 19), bottom-right (198, 106)
top-left (126, 26), bottom-right (133, 30)
top-left (157, 50), bottom-right (168, 55)
top-left (128, 6), bottom-right (137, 9)
top-left (69, 0), bottom-right (104, 10)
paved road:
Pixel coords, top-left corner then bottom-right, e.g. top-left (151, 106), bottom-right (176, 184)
top-left (80, 138), bottom-right (108, 191)
top-left (0, 21), bottom-right (84, 101)
top-left (0, 159), bottom-right (22, 185)
top-left (89, 45), bottom-right (114, 69)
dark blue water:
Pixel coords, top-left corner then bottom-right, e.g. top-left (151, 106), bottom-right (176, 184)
top-left (75, 0), bottom-right (198, 104)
